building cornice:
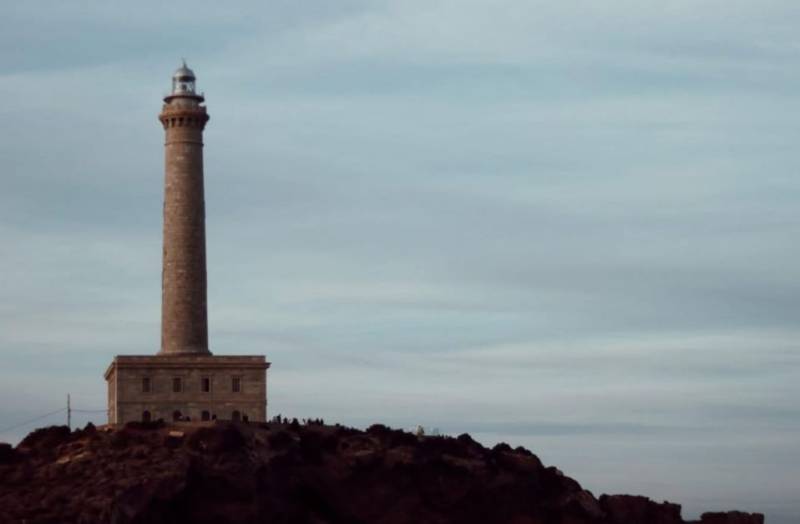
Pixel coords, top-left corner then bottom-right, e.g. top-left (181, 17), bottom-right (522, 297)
top-left (105, 355), bottom-right (270, 379)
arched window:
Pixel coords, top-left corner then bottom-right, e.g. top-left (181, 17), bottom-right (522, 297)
top-left (201, 410), bottom-right (210, 421)
top-left (173, 410), bottom-right (182, 422)
top-left (232, 410), bottom-right (241, 422)
top-left (142, 410), bottom-right (151, 423)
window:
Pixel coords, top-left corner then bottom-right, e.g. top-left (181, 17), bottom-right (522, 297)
top-left (142, 410), bottom-right (151, 423)
top-left (201, 410), bottom-right (210, 421)
top-left (231, 376), bottom-right (241, 393)
top-left (172, 377), bottom-right (182, 393)
top-left (142, 377), bottom-right (151, 393)
top-left (201, 377), bottom-right (211, 393)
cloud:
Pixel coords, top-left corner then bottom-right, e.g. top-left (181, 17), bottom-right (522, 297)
top-left (1, 2), bottom-right (799, 522)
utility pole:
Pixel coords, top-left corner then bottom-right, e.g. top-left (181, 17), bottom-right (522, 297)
top-left (67, 394), bottom-right (71, 430)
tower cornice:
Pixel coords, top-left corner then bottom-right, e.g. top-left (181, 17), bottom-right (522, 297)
top-left (159, 105), bottom-right (209, 130)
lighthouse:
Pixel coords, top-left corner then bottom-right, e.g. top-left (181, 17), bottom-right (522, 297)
top-left (104, 64), bottom-right (269, 425)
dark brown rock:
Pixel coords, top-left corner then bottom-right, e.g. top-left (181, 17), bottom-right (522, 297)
top-left (0, 442), bottom-right (18, 464)
top-left (699, 511), bottom-right (765, 524)
top-left (598, 494), bottom-right (682, 524)
top-left (0, 421), bottom-right (764, 524)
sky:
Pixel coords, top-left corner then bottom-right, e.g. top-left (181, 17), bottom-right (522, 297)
top-left (1, 1), bottom-right (799, 521)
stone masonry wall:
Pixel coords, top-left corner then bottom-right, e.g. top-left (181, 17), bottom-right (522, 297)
top-left (106, 356), bottom-right (267, 425)
top-left (159, 103), bottom-right (210, 355)
top-left (107, 371), bottom-right (117, 423)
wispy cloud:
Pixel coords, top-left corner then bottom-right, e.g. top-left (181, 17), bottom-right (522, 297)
top-left (1, 1), bottom-right (798, 522)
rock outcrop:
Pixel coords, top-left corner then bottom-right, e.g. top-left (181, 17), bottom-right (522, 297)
top-left (0, 421), bottom-right (765, 524)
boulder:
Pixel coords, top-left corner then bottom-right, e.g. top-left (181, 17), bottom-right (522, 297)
top-left (600, 494), bottom-right (682, 524)
top-left (699, 511), bottom-right (765, 524)
top-left (0, 442), bottom-right (18, 464)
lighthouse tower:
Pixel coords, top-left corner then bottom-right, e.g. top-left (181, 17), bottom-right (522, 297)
top-left (105, 64), bottom-right (269, 425)
top-left (159, 63), bottom-right (211, 356)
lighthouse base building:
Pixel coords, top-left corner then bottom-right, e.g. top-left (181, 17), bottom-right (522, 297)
top-left (105, 355), bottom-right (267, 424)
top-left (105, 63), bottom-right (269, 425)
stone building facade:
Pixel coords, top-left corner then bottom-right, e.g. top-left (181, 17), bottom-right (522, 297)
top-left (105, 63), bottom-right (270, 425)
top-left (105, 355), bottom-right (267, 423)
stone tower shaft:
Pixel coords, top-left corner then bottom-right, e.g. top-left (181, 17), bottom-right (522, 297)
top-left (158, 64), bottom-right (211, 356)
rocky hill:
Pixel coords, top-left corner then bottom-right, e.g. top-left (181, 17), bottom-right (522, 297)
top-left (0, 420), bottom-right (764, 524)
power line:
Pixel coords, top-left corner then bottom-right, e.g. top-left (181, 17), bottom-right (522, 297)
top-left (0, 395), bottom-right (107, 438)
top-left (0, 408), bottom-right (66, 437)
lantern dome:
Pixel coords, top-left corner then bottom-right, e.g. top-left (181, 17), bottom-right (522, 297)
top-left (171, 60), bottom-right (197, 96)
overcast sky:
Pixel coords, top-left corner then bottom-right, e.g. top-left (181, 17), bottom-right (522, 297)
top-left (1, 1), bottom-right (799, 521)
